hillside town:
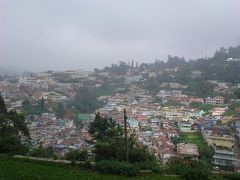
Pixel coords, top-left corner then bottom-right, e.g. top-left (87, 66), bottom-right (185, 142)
top-left (1, 60), bottom-right (240, 172)
top-left (2, 0), bottom-right (240, 179)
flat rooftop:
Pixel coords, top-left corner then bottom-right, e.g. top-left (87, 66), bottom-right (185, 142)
top-left (177, 143), bottom-right (199, 156)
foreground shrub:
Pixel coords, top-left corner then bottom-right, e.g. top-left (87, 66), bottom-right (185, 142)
top-left (135, 161), bottom-right (162, 173)
top-left (128, 146), bottom-right (156, 163)
top-left (64, 149), bottom-right (88, 162)
top-left (29, 144), bottom-right (54, 158)
top-left (0, 96), bottom-right (30, 155)
top-left (222, 173), bottom-right (240, 180)
top-left (166, 157), bottom-right (210, 180)
top-left (96, 160), bottom-right (139, 176)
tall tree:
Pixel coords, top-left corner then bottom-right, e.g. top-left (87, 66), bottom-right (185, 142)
top-left (56, 103), bottom-right (65, 118)
top-left (89, 113), bottom-right (156, 164)
top-left (39, 97), bottom-right (45, 108)
top-left (0, 94), bottom-right (7, 114)
top-left (88, 113), bottom-right (120, 140)
top-left (0, 95), bottom-right (30, 154)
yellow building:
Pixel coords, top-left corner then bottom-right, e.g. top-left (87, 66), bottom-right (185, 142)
top-left (221, 116), bottom-right (234, 124)
top-left (203, 130), bottom-right (234, 149)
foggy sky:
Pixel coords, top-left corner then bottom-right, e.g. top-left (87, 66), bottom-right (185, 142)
top-left (1, 0), bottom-right (240, 72)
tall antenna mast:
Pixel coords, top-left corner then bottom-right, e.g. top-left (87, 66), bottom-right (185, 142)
top-left (124, 109), bottom-right (129, 162)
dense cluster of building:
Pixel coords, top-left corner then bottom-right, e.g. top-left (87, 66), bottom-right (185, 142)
top-left (1, 65), bottom-right (240, 170)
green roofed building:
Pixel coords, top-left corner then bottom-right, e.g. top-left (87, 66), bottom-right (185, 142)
top-left (58, 119), bottom-right (65, 127)
top-left (78, 114), bottom-right (91, 121)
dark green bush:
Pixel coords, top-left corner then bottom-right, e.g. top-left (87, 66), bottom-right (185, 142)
top-left (135, 161), bottom-right (162, 173)
top-left (83, 159), bottom-right (92, 169)
top-left (222, 173), bottom-right (240, 180)
top-left (29, 145), bottom-right (54, 158)
top-left (166, 157), bottom-right (210, 180)
top-left (64, 149), bottom-right (88, 161)
top-left (96, 160), bottom-right (139, 176)
top-left (128, 146), bottom-right (156, 163)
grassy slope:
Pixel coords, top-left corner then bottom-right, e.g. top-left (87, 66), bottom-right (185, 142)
top-left (181, 132), bottom-right (205, 151)
top-left (0, 155), bottom-right (179, 180)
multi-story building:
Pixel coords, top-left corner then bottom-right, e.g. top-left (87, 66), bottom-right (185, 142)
top-left (212, 147), bottom-right (237, 167)
top-left (211, 107), bottom-right (227, 116)
top-left (178, 121), bottom-right (194, 132)
top-left (205, 96), bottom-right (225, 106)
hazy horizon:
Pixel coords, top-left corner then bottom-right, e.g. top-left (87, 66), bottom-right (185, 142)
top-left (1, 0), bottom-right (240, 72)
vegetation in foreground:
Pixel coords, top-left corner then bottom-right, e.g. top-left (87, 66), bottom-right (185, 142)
top-left (0, 154), bottom-right (179, 180)
top-left (1, 155), bottom-right (239, 180)
top-left (0, 95), bottom-right (30, 155)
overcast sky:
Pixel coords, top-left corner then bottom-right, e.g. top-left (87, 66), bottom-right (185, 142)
top-left (1, 0), bottom-right (240, 72)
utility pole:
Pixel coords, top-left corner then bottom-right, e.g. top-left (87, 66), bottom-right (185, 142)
top-left (124, 109), bottom-right (129, 162)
